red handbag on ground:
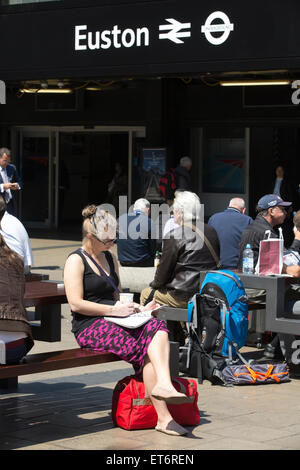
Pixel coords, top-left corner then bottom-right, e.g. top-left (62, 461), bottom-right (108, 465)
top-left (112, 374), bottom-right (200, 430)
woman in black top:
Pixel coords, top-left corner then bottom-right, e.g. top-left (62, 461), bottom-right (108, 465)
top-left (64, 204), bottom-right (190, 436)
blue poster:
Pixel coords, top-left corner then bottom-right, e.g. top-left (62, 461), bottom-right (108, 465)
top-left (142, 148), bottom-right (166, 200)
top-left (142, 148), bottom-right (166, 175)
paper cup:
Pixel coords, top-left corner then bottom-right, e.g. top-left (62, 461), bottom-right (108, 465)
top-left (119, 292), bottom-right (134, 303)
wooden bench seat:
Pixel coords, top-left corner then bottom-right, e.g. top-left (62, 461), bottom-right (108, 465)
top-left (0, 348), bottom-right (122, 389)
top-left (0, 348), bottom-right (122, 380)
top-left (0, 342), bottom-right (179, 390)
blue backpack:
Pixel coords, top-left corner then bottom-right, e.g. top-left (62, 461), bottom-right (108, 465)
top-left (179, 270), bottom-right (249, 385)
top-left (198, 270), bottom-right (249, 358)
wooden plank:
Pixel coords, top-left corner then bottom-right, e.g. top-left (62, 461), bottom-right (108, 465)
top-left (0, 349), bottom-right (121, 379)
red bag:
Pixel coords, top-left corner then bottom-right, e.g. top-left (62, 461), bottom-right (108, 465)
top-left (112, 375), bottom-right (200, 430)
top-left (256, 229), bottom-right (284, 275)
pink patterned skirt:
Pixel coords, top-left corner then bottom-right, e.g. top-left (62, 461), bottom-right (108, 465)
top-left (76, 317), bottom-right (169, 375)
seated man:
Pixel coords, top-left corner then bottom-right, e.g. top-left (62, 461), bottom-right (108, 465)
top-left (208, 197), bottom-right (253, 269)
top-left (117, 198), bottom-right (157, 267)
top-left (238, 194), bottom-right (300, 275)
top-left (0, 197), bottom-right (33, 273)
top-left (140, 191), bottom-right (220, 345)
top-left (238, 194), bottom-right (300, 361)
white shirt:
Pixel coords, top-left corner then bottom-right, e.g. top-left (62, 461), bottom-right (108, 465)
top-left (273, 177), bottom-right (283, 197)
top-left (0, 211), bottom-right (33, 270)
top-left (163, 215), bottom-right (179, 239)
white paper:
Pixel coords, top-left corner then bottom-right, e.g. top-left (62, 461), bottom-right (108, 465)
top-left (283, 250), bottom-right (300, 267)
top-left (104, 305), bottom-right (163, 329)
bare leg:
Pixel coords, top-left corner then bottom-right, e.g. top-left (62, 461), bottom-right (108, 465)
top-left (143, 356), bottom-right (188, 436)
top-left (146, 330), bottom-right (189, 403)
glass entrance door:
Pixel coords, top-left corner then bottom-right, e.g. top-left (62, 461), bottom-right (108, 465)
top-left (18, 129), bottom-right (57, 228)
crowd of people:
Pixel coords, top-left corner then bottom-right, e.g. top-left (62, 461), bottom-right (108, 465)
top-left (1, 149), bottom-right (300, 437)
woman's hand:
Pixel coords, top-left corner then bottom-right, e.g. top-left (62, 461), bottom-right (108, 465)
top-left (110, 301), bottom-right (136, 317)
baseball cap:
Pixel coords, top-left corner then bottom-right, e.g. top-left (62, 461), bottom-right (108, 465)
top-left (257, 194), bottom-right (292, 210)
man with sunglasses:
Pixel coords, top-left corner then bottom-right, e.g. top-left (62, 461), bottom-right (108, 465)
top-left (237, 194), bottom-right (299, 271)
top-left (238, 194), bottom-right (300, 362)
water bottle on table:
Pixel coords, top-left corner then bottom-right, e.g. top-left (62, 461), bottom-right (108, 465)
top-left (242, 244), bottom-right (254, 274)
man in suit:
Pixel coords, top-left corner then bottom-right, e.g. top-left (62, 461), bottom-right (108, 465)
top-left (0, 147), bottom-right (22, 216)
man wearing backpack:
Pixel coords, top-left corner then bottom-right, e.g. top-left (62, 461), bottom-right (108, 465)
top-left (174, 156), bottom-right (193, 192)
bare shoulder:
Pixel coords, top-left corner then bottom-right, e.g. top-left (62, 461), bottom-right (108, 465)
top-left (64, 252), bottom-right (84, 271)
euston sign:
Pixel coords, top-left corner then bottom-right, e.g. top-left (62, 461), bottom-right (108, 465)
top-left (0, 0), bottom-right (300, 80)
top-left (74, 11), bottom-right (234, 52)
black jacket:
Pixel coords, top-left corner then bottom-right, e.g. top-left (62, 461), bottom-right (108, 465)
top-left (150, 224), bottom-right (220, 300)
top-left (238, 214), bottom-right (300, 270)
top-left (174, 166), bottom-right (192, 191)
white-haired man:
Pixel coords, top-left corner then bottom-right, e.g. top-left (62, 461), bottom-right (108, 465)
top-left (140, 191), bottom-right (220, 345)
top-left (117, 198), bottom-right (157, 267)
top-left (174, 156), bottom-right (192, 191)
top-left (208, 197), bottom-right (253, 269)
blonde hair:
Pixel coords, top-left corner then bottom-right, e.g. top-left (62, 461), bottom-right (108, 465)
top-left (82, 205), bottom-right (117, 242)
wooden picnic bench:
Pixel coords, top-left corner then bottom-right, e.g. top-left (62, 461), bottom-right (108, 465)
top-left (0, 279), bottom-right (180, 390)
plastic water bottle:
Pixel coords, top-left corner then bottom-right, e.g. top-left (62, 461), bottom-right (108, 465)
top-left (154, 251), bottom-right (160, 268)
top-left (242, 244), bottom-right (254, 274)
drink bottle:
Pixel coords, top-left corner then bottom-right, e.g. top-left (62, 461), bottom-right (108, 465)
top-left (242, 243), bottom-right (254, 274)
top-left (154, 251), bottom-right (160, 268)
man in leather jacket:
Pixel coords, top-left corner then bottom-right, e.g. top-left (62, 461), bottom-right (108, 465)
top-left (140, 191), bottom-right (220, 344)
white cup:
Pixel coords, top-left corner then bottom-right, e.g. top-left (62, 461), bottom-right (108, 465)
top-left (119, 292), bottom-right (134, 303)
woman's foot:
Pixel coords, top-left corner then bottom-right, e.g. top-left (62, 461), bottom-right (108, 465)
top-left (151, 385), bottom-right (190, 404)
top-left (155, 419), bottom-right (188, 436)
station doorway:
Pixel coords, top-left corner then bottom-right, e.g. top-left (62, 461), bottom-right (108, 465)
top-left (12, 126), bottom-right (145, 229)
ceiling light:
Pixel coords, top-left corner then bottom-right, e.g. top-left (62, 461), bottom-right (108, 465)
top-left (57, 80), bottom-right (65, 89)
top-left (19, 88), bottom-right (73, 94)
top-left (220, 79), bottom-right (291, 86)
top-left (40, 80), bottom-right (48, 89)
top-left (86, 86), bottom-right (102, 91)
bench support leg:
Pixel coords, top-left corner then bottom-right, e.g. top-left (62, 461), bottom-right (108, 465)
top-left (169, 341), bottom-right (179, 377)
top-left (0, 377), bottom-right (18, 391)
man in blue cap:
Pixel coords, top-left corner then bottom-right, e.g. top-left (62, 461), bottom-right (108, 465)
top-left (238, 194), bottom-right (300, 362)
top-left (238, 194), bottom-right (300, 270)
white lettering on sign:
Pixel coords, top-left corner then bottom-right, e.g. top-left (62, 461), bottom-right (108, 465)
top-left (0, 81), bottom-right (5, 104)
top-left (201, 11), bottom-right (234, 45)
top-left (75, 25), bottom-right (150, 51)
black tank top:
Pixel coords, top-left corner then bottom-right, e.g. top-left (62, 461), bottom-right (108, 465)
top-left (70, 249), bottom-right (119, 336)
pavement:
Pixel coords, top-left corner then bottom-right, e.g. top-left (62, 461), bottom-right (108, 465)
top-left (0, 236), bottom-right (300, 452)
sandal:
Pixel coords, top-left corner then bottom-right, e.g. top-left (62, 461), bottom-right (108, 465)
top-left (155, 420), bottom-right (188, 436)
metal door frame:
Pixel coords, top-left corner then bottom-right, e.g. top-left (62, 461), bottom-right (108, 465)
top-left (12, 125), bottom-right (146, 228)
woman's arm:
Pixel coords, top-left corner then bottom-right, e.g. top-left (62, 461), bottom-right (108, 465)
top-left (64, 254), bottom-right (135, 317)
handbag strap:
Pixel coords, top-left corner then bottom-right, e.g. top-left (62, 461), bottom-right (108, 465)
top-left (79, 248), bottom-right (121, 294)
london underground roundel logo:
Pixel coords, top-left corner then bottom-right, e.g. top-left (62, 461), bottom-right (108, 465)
top-left (201, 11), bottom-right (234, 45)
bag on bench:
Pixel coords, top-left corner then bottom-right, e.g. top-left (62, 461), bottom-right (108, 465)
top-left (112, 374), bottom-right (200, 430)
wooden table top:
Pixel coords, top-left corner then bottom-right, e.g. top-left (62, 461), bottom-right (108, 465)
top-left (24, 281), bottom-right (67, 307)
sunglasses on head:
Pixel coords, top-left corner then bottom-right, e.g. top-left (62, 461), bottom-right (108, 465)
top-left (89, 214), bottom-right (116, 245)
